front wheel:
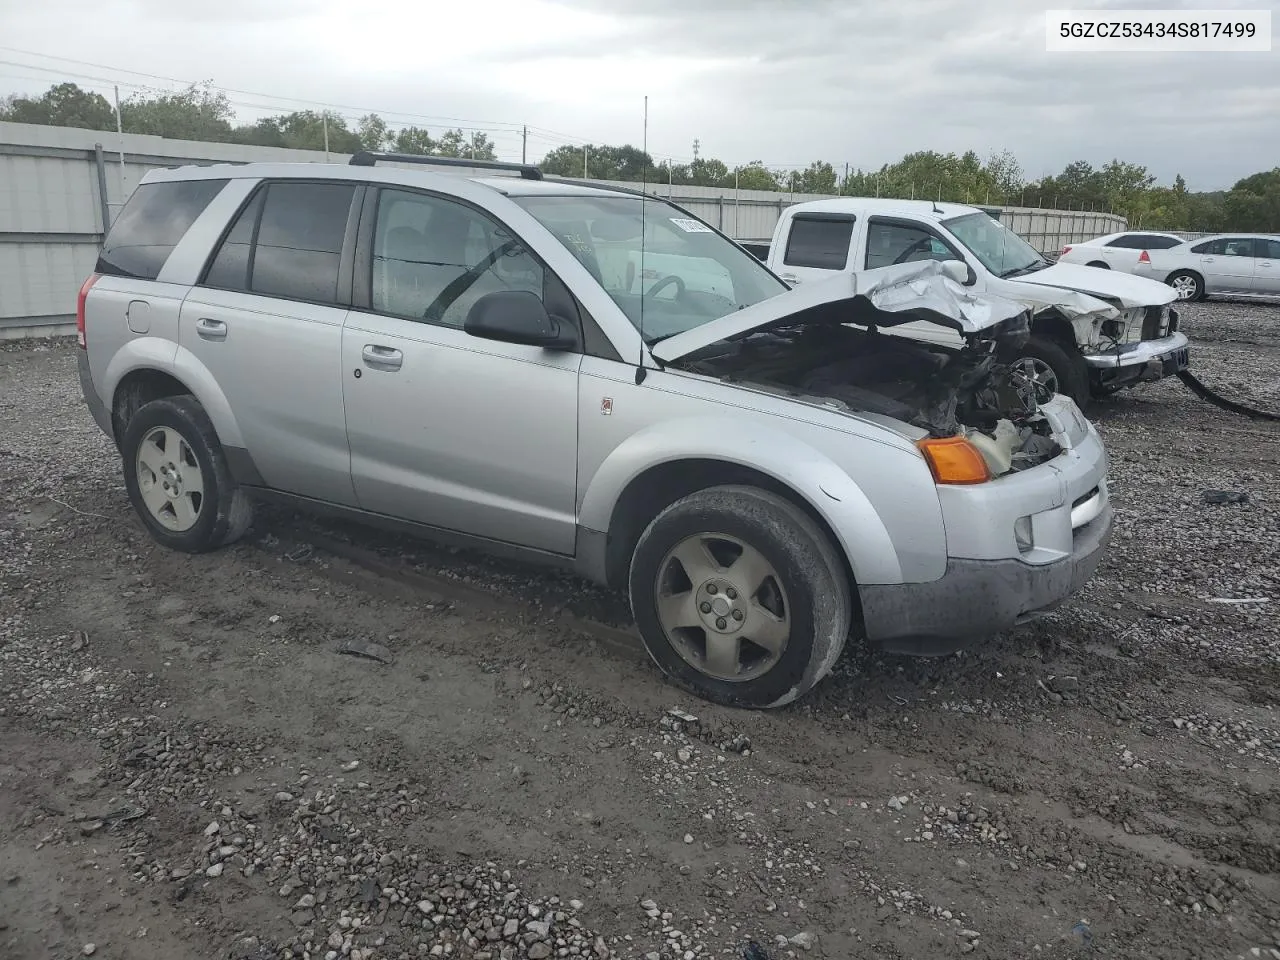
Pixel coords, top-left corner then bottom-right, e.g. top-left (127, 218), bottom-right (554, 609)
top-left (1013, 335), bottom-right (1090, 408)
top-left (628, 485), bottom-right (852, 709)
top-left (121, 395), bottom-right (253, 552)
top-left (1167, 270), bottom-right (1204, 301)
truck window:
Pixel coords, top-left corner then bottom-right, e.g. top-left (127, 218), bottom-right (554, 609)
top-left (865, 222), bottom-right (953, 270)
top-left (783, 215), bottom-right (854, 270)
top-left (98, 179), bottom-right (229, 280)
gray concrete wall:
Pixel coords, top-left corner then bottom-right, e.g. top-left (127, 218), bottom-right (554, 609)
top-left (0, 121), bottom-right (1128, 336)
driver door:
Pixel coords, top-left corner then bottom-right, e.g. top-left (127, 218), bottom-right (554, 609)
top-left (340, 187), bottom-right (582, 555)
top-left (863, 218), bottom-right (966, 348)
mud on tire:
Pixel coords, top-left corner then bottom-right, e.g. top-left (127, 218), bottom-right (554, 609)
top-left (628, 485), bottom-right (852, 709)
top-left (120, 395), bottom-right (253, 553)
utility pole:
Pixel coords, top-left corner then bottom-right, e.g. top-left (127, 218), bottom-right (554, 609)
top-left (522, 125), bottom-right (527, 164)
top-left (843, 162), bottom-right (849, 196)
top-left (582, 144), bottom-right (588, 178)
top-left (322, 112), bottom-right (330, 161)
top-left (692, 138), bottom-right (700, 161)
top-left (113, 84), bottom-right (125, 196)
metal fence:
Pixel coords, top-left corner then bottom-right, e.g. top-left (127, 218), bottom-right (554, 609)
top-left (2, 120), bottom-right (1129, 337)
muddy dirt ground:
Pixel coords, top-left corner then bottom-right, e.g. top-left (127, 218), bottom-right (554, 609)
top-left (2, 300), bottom-right (1279, 960)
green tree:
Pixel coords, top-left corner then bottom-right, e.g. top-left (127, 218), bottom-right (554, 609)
top-left (734, 161), bottom-right (781, 191)
top-left (390, 126), bottom-right (434, 154)
top-left (434, 128), bottom-right (496, 160)
top-left (796, 160), bottom-right (838, 194)
top-left (234, 110), bottom-right (363, 153)
top-left (541, 143), bottom-right (652, 180)
top-left (1223, 168), bottom-right (1280, 231)
top-left (0, 82), bottom-right (115, 130)
top-left (688, 157), bottom-right (729, 186)
top-left (120, 83), bottom-right (233, 141)
top-left (356, 113), bottom-right (389, 151)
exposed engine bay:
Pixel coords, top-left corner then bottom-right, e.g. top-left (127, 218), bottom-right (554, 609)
top-left (676, 317), bottom-right (1064, 476)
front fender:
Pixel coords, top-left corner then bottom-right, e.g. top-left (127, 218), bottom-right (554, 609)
top-left (578, 417), bottom-right (909, 586)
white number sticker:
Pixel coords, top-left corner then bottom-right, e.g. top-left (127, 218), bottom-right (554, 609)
top-left (669, 217), bottom-right (713, 233)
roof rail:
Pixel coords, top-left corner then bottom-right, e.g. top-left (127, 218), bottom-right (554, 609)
top-left (348, 151), bottom-right (543, 180)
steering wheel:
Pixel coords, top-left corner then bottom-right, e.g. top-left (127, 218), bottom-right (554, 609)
top-left (645, 274), bottom-right (686, 301)
top-left (893, 237), bottom-right (934, 265)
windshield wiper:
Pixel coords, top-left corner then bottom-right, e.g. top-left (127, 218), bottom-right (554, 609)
top-left (1000, 261), bottom-right (1047, 279)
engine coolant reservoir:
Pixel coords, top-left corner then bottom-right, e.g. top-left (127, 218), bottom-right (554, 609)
top-left (965, 418), bottom-right (1020, 477)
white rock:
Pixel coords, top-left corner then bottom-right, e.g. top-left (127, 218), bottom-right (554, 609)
top-left (205, 863), bottom-right (224, 878)
top-left (203, 821), bottom-right (220, 836)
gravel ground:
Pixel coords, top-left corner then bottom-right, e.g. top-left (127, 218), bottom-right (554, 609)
top-left (2, 299), bottom-right (1279, 960)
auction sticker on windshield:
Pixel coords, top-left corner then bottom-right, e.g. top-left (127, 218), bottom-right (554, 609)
top-left (670, 218), bottom-right (713, 233)
top-left (1046, 9), bottom-right (1270, 51)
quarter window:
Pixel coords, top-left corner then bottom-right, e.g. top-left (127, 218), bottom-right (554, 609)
top-left (98, 179), bottom-right (228, 280)
top-left (371, 189), bottom-right (544, 327)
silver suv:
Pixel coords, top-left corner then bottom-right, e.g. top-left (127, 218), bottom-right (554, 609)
top-left (77, 153), bottom-right (1112, 709)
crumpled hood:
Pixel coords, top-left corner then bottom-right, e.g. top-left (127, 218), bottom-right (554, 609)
top-left (652, 260), bottom-right (1029, 364)
top-left (1007, 261), bottom-right (1177, 310)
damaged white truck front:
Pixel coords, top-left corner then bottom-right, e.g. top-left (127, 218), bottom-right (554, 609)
top-left (760, 198), bottom-right (1191, 407)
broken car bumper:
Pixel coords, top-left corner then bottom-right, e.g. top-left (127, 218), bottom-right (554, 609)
top-left (1082, 331), bottom-right (1190, 375)
top-left (857, 499), bottom-right (1112, 656)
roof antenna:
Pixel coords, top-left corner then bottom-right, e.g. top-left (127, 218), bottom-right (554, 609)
top-left (932, 199), bottom-right (943, 214)
top-left (635, 95), bottom-right (650, 386)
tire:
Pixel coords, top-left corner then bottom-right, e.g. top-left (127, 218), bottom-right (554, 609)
top-left (1085, 260), bottom-right (1110, 269)
top-left (1166, 270), bottom-right (1205, 302)
top-left (121, 395), bottom-right (253, 552)
top-left (628, 485), bottom-right (852, 709)
top-left (1015, 335), bottom-right (1090, 408)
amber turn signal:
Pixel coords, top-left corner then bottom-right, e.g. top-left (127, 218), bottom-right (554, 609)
top-left (916, 436), bottom-right (992, 485)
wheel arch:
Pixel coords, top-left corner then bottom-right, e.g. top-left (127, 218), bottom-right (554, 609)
top-left (577, 420), bottom-right (912, 595)
top-left (104, 342), bottom-right (245, 450)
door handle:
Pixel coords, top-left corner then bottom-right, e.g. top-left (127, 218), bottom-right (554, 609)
top-left (1202, 257), bottom-right (1215, 263)
top-left (195, 317), bottom-right (227, 341)
top-left (361, 344), bottom-right (403, 371)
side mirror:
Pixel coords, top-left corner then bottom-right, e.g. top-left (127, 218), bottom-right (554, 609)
top-left (463, 291), bottom-right (576, 350)
top-left (941, 259), bottom-right (977, 286)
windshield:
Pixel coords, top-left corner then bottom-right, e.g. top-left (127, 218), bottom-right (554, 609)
top-left (513, 194), bottom-right (788, 342)
top-left (944, 212), bottom-right (1046, 278)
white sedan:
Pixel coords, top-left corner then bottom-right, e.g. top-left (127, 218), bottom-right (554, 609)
top-left (1131, 233), bottom-right (1280, 301)
top-left (1058, 231), bottom-right (1186, 270)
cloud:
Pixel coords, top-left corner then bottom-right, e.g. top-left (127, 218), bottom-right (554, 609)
top-left (0, 0), bottom-right (1276, 189)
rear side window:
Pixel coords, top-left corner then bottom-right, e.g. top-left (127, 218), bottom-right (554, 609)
top-left (1145, 235), bottom-right (1184, 249)
top-left (1106, 234), bottom-right (1183, 249)
top-left (98, 179), bottom-right (228, 280)
top-left (784, 215), bottom-right (854, 269)
top-left (201, 181), bottom-right (356, 304)
top-left (1190, 239), bottom-right (1220, 254)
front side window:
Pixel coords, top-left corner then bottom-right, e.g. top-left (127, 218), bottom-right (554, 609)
top-left (943, 211), bottom-right (1045, 278)
top-left (370, 190), bottom-right (545, 327)
top-left (784, 215), bottom-right (854, 269)
top-left (865, 221), bottom-right (955, 270)
top-left (98, 178), bottom-right (228, 279)
top-left (1222, 238), bottom-right (1257, 257)
top-left (512, 194), bottom-right (787, 343)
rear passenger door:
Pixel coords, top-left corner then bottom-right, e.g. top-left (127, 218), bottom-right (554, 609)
top-left (774, 213), bottom-right (856, 286)
top-left (340, 187), bottom-right (581, 555)
top-left (179, 179), bottom-right (361, 506)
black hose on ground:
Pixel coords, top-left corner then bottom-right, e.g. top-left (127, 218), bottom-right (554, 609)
top-left (1177, 369), bottom-right (1280, 422)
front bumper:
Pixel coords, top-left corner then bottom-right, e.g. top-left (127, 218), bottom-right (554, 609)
top-left (1082, 331), bottom-right (1190, 381)
top-left (78, 351), bottom-right (114, 438)
top-left (859, 500), bottom-right (1111, 655)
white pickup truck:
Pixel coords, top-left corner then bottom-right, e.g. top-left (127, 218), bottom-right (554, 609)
top-left (756, 198), bottom-right (1191, 406)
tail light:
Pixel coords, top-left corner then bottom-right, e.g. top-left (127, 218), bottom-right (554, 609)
top-left (1137, 250), bottom-right (1151, 264)
top-left (76, 274), bottom-right (101, 348)
top-left (1060, 245), bottom-right (1072, 256)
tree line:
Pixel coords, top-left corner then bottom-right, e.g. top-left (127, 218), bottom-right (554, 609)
top-left (3, 81), bottom-right (1276, 232)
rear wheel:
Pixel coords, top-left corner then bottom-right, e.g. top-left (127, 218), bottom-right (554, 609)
top-left (1014, 335), bottom-right (1090, 408)
top-left (1085, 260), bottom-right (1110, 269)
top-left (1167, 270), bottom-right (1204, 301)
top-left (628, 485), bottom-right (851, 709)
top-left (121, 395), bottom-right (253, 552)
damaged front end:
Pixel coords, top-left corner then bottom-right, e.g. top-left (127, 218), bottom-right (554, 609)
top-left (653, 262), bottom-right (1067, 477)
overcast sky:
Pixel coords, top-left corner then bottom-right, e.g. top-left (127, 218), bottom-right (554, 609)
top-left (1, 0), bottom-right (1277, 190)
